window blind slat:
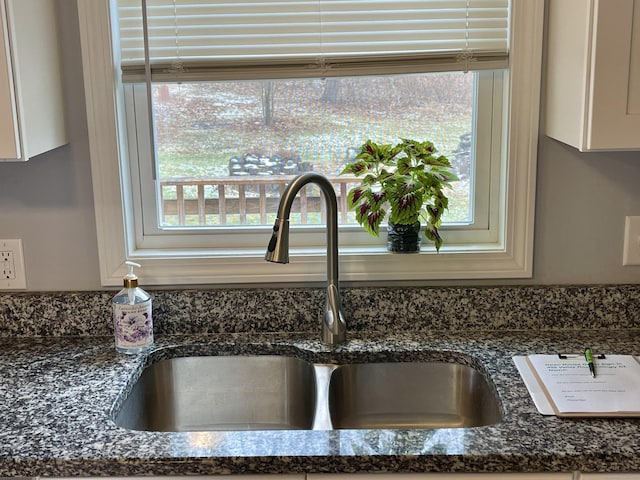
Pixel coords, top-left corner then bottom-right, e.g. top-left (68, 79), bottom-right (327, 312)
top-left (116, 0), bottom-right (509, 81)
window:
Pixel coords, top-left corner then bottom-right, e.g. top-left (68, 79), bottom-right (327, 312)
top-left (77, 1), bottom-right (543, 286)
top-left (128, 72), bottom-right (500, 249)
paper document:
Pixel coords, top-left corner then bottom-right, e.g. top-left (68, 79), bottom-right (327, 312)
top-left (526, 354), bottom-right (640, 416)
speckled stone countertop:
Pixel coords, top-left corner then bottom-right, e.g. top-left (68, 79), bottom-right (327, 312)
top-left (1, 330), bottom-right (640, 477)
top-left (1, 285), bottom-right (640, 476)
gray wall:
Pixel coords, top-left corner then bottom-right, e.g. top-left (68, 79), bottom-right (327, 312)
top-left (0, 1), bottom-right (99, 291)
top-left (0, 1), bottom-right (639, 291)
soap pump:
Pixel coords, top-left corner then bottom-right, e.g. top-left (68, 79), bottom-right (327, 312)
top-left (112, 261), bottom-right (154, 354)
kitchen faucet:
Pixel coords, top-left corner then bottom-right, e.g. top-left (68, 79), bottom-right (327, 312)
top-left (265, 172), bottom-right (347, 346)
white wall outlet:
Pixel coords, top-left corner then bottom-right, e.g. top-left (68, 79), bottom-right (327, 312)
top-left (0, 239), bottom-right (26, 289)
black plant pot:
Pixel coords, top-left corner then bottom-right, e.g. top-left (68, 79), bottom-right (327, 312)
top-left (387, 221), bottom-right (422, 253)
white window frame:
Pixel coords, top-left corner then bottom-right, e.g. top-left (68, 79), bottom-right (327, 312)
top-left (77, 0), bottom-right (543, 287)
top-left (129, 72), bottom-right (498, 245)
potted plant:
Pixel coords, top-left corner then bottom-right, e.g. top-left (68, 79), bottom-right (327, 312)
top-left (340, 138), bottom-right (458, 253)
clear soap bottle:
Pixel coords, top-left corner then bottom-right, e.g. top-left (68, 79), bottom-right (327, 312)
top-left (112, 261), bottom-right (154, 354)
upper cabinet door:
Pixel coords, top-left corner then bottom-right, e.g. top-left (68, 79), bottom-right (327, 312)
top-left (544, 0), bottom-right (640, 152)
top-left (0, 0), bottom-right (20, 159)
top-left (0, 0), bottom-right (67, 162)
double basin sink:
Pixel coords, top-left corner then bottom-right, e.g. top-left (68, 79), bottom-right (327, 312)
top-left (113, 354), bottom-right (502, 432)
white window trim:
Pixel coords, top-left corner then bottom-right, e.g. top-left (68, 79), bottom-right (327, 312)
top-left (77, 0), bottom-right (543, 287)
top-left (129, 72), bottom-right (499, 248)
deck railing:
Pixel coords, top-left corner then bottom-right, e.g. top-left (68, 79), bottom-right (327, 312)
top-left (159, 175), bottom-right (358, 226)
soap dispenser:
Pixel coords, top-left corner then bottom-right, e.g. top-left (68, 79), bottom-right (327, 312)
top-left (112, 261), bottom-right (154, 354)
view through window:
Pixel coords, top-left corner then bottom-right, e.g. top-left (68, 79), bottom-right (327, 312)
top-left (152, 72), bottom-right (474, 229)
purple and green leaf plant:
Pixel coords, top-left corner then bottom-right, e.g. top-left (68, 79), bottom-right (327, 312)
top-left (341, 138), bottom-right (458, 252)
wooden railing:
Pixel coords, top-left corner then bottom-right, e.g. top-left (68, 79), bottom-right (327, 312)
top-left (159, 175), bottom-right (357, 225)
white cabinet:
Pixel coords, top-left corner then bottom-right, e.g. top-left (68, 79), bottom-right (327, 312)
top-left (308, 474), bottom-right (573, 479)
top-left (579, 475), bottom-right (640, 479)
top-left (0, 0), bottom-right (66, 162)
top-left (544, 0), bottom-right (640, 151)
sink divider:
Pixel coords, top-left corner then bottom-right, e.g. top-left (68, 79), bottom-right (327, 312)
top-left (311, 364), bottom-right (338, 430)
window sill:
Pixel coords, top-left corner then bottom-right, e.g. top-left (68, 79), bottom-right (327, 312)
top-left (103, 243), bottom-right (530, 287)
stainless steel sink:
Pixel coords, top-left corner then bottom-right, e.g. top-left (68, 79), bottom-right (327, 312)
top-left (114, 355), bottom-right (317, 431)
top-left (113, 355), bottom-right (502, 432)
top-left (327, 362), bottom-right (502, 429)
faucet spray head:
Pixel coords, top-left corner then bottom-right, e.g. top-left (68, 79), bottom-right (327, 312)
top-left (265, 218), bottom-right (290, 263)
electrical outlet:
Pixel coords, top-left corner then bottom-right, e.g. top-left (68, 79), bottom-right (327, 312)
top-left (1, 251), bottom-right (16, 279)
top-left (0, 239), bottom-right (26, 289)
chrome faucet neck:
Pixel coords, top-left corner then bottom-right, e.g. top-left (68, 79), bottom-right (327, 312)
top-left (265, 172), bottom-right (346, 345)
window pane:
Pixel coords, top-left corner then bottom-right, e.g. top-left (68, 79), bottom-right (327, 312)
top-left (153, 73), bottom-right (473, 228)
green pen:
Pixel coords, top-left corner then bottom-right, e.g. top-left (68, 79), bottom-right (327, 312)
top-left (584, 347), bottom-right (596, 378)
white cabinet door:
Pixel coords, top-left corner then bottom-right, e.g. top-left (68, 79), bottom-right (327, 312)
top-left (579, 475), bottom-right (640, 479)
top-left (544, 0), bottom-right (640, 151)
top-left (48, 476), bottom-right (305, 480)
top-left (308, 473), bottom-right (573, 479)
top-left (0, 0), bottom-right (66, 162)
top-left (0, 0), bottom-right (19, 159)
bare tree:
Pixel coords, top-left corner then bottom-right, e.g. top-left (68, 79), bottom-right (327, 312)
top-left (320, 78), bottom-right (341, 103)
top-left (261, 81), bottom-right (275, 126)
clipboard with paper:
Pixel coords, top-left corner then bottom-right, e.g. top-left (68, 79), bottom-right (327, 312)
top-left (514, 354), bottom-right (640, 417)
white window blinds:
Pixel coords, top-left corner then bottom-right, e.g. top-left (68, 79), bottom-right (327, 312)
top-left (117, 0), bottom-right (510, 82)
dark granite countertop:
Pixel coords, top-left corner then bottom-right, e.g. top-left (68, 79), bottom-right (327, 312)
top-left (1, 329), bottom-right (640, 477)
